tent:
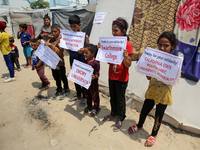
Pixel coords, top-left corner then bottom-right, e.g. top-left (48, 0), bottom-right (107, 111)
top-left (50, 6), bottom-right (94, 36)
top-left (9, 9), bottom-right (48, 39)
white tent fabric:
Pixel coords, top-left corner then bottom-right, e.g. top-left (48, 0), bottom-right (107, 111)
top-left (89, 0), bottom-right (200, 134)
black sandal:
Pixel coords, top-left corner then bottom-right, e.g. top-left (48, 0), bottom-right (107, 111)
top-left (89, 108), bottom-right (101, 117)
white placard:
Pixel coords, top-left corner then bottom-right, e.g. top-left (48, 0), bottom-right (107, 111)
top-left (36, 43), bottom-right (60, 69)
top-left (68, 60), bottom-right (94, 89)
top-left (136, 47), bottom-right (183, 85)
top-left (60, 30), bottom-right (85, 52)
top-left (93, 12), bottom-right (107, 24)
top-left (96, 36), bottom-right (127, 65)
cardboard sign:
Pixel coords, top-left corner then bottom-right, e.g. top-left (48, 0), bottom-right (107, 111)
top-left (36, 43), bottom-right (60, 69)
top-left (93, 12), bottom-right (107, 24)
top-left (96, 36), bottom-right (127, 65)
top-left (68, 60), bottom-right (94, 89)
top-left (60, 30), bottom-right (85, 52)
top-left (136, 47), bottom-right (183, 85)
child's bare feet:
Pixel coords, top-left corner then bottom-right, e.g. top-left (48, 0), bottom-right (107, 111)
top-left (26, 65), bottom-right (32, 68)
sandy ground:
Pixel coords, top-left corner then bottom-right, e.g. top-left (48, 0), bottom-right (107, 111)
top-left (0, 38), bottom-right (200, 150)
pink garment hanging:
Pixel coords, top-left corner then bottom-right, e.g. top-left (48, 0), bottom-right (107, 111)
top-left (27, 25), bottom-right (35, 39)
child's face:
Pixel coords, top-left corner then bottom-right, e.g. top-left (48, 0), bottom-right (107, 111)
top-left (19, 27), bottom-right (25, 32)
top-left (70, 23), bottom-right (81, 32)
top-left (157, 38), bottom-right (175, 54)
top-left (51, 28), bottom-right (60, 38)
top-left (112, 25), bottom-right (125, 36)
top-left (44, 18), bottom-right (51, 26)
top-left (31, 42), bottom-right (38, 50)
top-left (84, 48), bottom-right (94, 60)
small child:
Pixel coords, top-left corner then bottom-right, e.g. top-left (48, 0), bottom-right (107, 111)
top-left (39, 14), bottom-right (53, 42)
top-left (30, 38), bottom-right (50, 89)
top-left (45, 24), bottom-right (70, 100)
top-left (128, 31), bottom-right (177, 147)
top-left (68, 15), bottom-right (90, 107)
top-left (17, 24), bottom-right (32, 68)
top-left (83, 44), bottom-right (100, 117)
top-left (9, 37), bottom-right (21, 71)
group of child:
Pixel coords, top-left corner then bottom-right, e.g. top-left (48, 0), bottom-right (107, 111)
top-left (0, 13), bottom-right (179, 147)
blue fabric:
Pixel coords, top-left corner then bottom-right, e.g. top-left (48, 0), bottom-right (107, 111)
top-left (3, 53), bottom-right (14, 78)
top-left (20, 32), bottom-right (31, 47)
top-left (69, 51), bottom-right (85, 66)
top-left (23, 44), bottom-right (32, 58)
top-left (31, 50), bottom-right (44, 67)
top-left (174, 40), bottom-right (200, 82)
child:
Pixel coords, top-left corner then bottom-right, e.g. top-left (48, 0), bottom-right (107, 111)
top-left (30, 38), bottom-right (50, 89)
top-left (68, 15), bottom-right (90, 107)
top-left (0, 21), bottom-right (16, 83)
top-left (17, 24), bottom-right (32, 68)
top-left (9, 37), bottom-right (21, 71)
top-left (83, 44), bottom-right (100, 117)
top-left (103, 18), bottom-right (133, 132)
top-left (128, 31), bottom-right (177, 147)
top-left (45, 24), bottom-right (70, 100)
top-left (39, 14), bottom-right (53, 42)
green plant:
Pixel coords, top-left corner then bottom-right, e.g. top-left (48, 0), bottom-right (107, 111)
top-left (30, 0), bottom-right (49, 9)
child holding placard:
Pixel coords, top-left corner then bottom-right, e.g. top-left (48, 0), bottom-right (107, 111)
top-left (45, 24), bottom-right (70, 100)
top-left (128, 31), bottom-right (177, 147)
top-left (31, 38), bottom-right (50, 89)
top-left (83, 44), bottom-right (100, 117)
top-left (103, 18), bottom-right (133, 131)
top-left (68, 15), bottom-right (89, 107)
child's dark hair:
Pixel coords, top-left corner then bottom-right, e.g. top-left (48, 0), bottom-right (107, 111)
top-left (43, 14), bottom-right (51, 20)
top-left (31, 38), bottom-right (38, 43)
top-left (51, 24), bottom-right (60, 31)
top-left (19, 24), bottom-right (27, 30)
top-left (9, 37), bottom-right (14, 43)
top-left (69, 15), bottom-right (80, 25)
top-left (112, 18), bottom-right (129, 40)
top-left (157, 31), bottom-right (177, 50)
top-left (112, 18), bottom-right (128, 35)
top-left (85, 44), bottom-right (98, 57)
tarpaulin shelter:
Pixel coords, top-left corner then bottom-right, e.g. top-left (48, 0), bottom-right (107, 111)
top-left (9, 9), bottom-right (48, 39)
top-left (50, 5), bottom-right (94, 36)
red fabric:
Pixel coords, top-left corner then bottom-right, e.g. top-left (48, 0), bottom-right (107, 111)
top-left (27, 25), bottom-right (35, 39)
top-left (109, 41), bottom-right (133, 82)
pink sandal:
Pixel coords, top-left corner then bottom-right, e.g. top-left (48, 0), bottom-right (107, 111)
top-left (128, 124), bottom-right (143, 135)
top-left (144, 136), bottom-right (157, 147)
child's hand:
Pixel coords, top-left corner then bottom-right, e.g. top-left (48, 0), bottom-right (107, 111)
top-left (32, 66), bottom-right (35, 70)
top-left (123, 49), bottom-right (128, 58)
top-left (17, 30), bottom-right (20, 33)
top-left (35, 64), bottom-right (40, 68)
top-left (41, 34), bottom-right (44, 37)
top-left (97, 42), bottom-right (100, 49)
top-left (44, 41), bottom-right (51, 46)
top-left (23, 41), bottom-right (27, 45)
top-left (78, 48), bottom-right (84, 54)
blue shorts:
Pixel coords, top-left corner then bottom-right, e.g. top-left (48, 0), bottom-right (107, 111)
top-left (23, 44), bottom-right (32, 57)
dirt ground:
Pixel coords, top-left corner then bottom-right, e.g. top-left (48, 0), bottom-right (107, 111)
top-left (0, 38), bottom-right (200, 150)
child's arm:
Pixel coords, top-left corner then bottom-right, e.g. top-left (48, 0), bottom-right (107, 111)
top-left (45, 40), bottom-right (63, 58)
top-left (15, 46), bottom-right (19, 58)
top-left (92, 61), bottom-right (100, 80)
top-left (35, 60), bottom-right (43, 68)
top-left (85, 35), bottom-right (89, 45)
top-left (17, 30), bottom-right (20, 39)
top-left (123, 49), bottom-right (133, 68)
top-left (146, 76), bottom-right (151, 80)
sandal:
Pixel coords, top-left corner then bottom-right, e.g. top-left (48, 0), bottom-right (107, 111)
top-left (144, 136), bottom-right (157, 147)
top-left (103, 115), bottom-right (116, 122)
top-left (79, 98), bottom-right (86, 107)
top-left (69, 96), bottom-right (79, 102)
top-left (84, 106), bottom-right (93, 113)
top-left (128, 124), bottom-right (143, 135)
top-left (89, 108), bottom-right (101, 117)
top-left (113, 121), bottom-right (122, 132)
